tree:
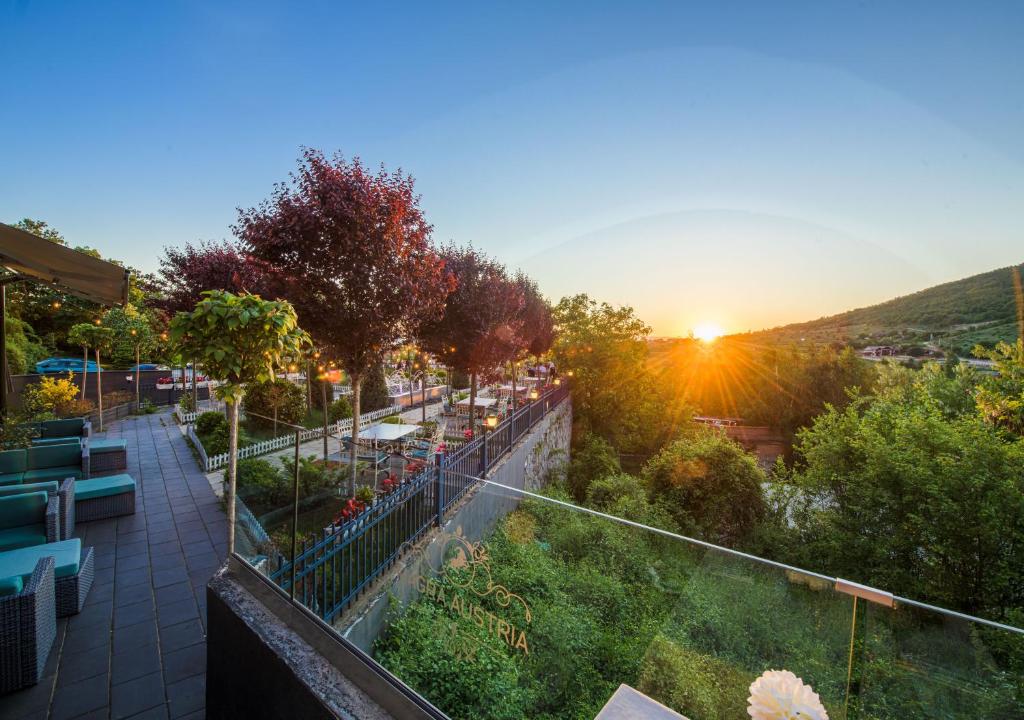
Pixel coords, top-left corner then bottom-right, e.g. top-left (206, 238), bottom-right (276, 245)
top-left (170, 290), bottom-right (308, 552)
top-left (643, 429), bottom-right (766, 546)
top-left (551, 294), bottom-right (676, 453)
top-left (155, 240), bottom-right (280, 316)
top-left (508, 273), bottom-right (554, 409)
top-left (237, 149), bottom-right (451, 494)
top-left (778, 380), bottom-right (1024, 617)
top-left (67, 323), bottom-right (94, 400)
top-left (245, 379), bottom-right (305, 434)
top-left (78, 325), bottom-right (114, 431)
top-left (973, 339), bottom-right (1024, 435)
top-left (102, 304), bottom-right (160, 410)
top-left (418, 246), bottom-right (523, 436)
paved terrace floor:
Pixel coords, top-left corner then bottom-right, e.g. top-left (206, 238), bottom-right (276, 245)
top-left (0, 409), bottom-right (227, 720)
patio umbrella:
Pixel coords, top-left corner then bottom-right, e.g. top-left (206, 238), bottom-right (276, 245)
top-left (0, 222), bottom-right (131, 413)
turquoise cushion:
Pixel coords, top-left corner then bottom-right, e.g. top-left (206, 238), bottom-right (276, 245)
top-left (76, 474), bottom-right (135, 501)
top-left (0, 473), bottom-right (25, 486)
top-left (26, 444), bottom-right (81, 470)
top-left (32, 436), bottom-right (81, 447)
top-left (0, 450), bottom-right (26, 475)
top-left (0, 526), bottom-right (47, 552)
top-left (0, 482), bottom-right (59, 498)
top-left (0, 491), bottom-right (48, 529)
top-left (23, 467), bottom-right (83, 483)
top-left (89, 439), bottom-right (127, 454)
top-left (0, 539), bottom-right (81, 585)
top-left (0, 574), bottom-right (23, 597)
top-left (41, 419), bottom-right (84, 438)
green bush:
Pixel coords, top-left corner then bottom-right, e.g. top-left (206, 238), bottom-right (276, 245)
top-left (178, 391), bottom-right (196, 412)
top-left (636, 636), bottom-right (751, 720)
top-left (360, 362), bottom-right (391, 412)
top-left (328, 396), bottom-right (352, 423)
top-left (380, 415), bottom-right (402, 424)
top-left (235, 458), bottom-right (289, 510)
top-left (195, 411), bottom-right (230, 455)
top-left (280, 454), bottom-right (336, 496)
top-left (355, 485), bottom-right (375, 504)
top-left (567, 434), bottom-right (620, 502)
top-left (196, 411), bottom-right (227, 435)
top-left (245, 380), bottom-right (305, 430)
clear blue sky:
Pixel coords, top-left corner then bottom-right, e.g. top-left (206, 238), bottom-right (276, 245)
top-left (2, 1), bottom-right (1022, 335)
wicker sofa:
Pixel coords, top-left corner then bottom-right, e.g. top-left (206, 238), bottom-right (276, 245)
top-left (0, 556), bottom-right (56, 694)
top-left (0, 539), bottom-right (94, 618)
top-left (0, 492), bottom-right (60, 553)
top-left (0, 480), bottom-right (75, 540)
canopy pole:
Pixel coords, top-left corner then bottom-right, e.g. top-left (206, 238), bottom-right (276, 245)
top-left (1, 281), bottom-right (6, 417)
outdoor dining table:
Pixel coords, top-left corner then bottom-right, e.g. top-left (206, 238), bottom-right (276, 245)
top-left (455, 396), bottom-right (497, 417)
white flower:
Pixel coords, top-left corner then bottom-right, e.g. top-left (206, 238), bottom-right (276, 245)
top-left (747, 669), bottom-right (829, 720)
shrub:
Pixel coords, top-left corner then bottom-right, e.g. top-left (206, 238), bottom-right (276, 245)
top-left (636, 636), bottom-right (751, 720)
top-left (196, 411), bottom-right (228, 436)
top-left (178, 391), bottom-right (196, 412)
top-left (360, 362), bottom-right (391, 412)
top-left (23, 373), bottom-right (82, 418)
top-left (244, 380), bottom-right (305, 430)
top-left (327, 396), bottom-right (352, 423)
top-left (643, 428), bottom-right (766, 546)
top-left (235, 458), bottom-right (288, 510)
top-left (380, 415), bottom-right (402, 424)
top-left (280, 454), bottom-right (336, 496)
top-left (355, 485), bottom-right (375, 504)
top-left (567, 433), bottom-right (620, 502)
top-left (196, 411), bottom-right (230, 455)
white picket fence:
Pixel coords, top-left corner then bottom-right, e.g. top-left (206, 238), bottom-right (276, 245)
top-left (195, 405), bottom-right (402, 472)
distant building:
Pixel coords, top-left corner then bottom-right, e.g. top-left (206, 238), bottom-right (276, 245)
top-left (859, 345), bottom-right (898, 358)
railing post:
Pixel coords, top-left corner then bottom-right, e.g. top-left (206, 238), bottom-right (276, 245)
top-left (290, 428), bottom-right (301, 601)
top-left (434, 451), bottom-right (444, 526)
top-left (481, 433), bottom-right (489, 475)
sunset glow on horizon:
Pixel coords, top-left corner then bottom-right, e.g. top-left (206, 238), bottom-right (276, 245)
top-left (692, 322), bottom-right (725, 342)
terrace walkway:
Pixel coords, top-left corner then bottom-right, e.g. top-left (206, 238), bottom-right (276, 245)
top-left (0, 408), bottom-right (227, 720)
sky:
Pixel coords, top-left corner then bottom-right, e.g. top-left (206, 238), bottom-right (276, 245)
top-left (2, 1), bottom-right (1022, 336)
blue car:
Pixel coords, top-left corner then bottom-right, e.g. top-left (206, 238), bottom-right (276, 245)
top-left (128, 363), bottom-right (168, 372)
top-left (34, 357), bottom-right (100, 374)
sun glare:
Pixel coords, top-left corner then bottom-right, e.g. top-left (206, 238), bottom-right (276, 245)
top-left (693, 322), bottom-right (725, 342)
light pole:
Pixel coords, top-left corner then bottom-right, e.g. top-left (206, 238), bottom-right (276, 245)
top-left (130, 328), bottom-right (140, 411)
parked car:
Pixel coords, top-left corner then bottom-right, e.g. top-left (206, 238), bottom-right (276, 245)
top-left (128, 364), bottom-right (170, 372)
top-left (34, 357), bottom-right (100, 374)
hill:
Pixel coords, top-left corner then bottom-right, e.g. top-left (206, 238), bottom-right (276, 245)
top-left (742, 263), bottom-right (1024, 356)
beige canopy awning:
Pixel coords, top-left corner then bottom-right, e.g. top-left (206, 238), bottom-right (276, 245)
top-left (0, 222), bottom-right (131, 306)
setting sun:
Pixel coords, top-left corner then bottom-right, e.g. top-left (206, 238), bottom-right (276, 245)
top-left (692, 322), bottom-right (725, 342)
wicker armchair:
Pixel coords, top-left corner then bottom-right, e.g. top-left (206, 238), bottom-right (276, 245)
top-left (0, 556), bottom-right (57, 694)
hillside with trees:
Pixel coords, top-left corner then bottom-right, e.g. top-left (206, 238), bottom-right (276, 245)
top-left (744, 263), bottom-right (1023, 355)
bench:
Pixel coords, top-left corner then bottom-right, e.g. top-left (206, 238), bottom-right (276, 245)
top-left (1, 444), bottom-right (88, 486)
top-left (75, 474), bottom-right (136, 522)
top-left (87, 438), bottom-right (128, 473)
top-left (0, 491), bottom-right (60, 553)
top-left (0, 538), bottom-right (94, 616)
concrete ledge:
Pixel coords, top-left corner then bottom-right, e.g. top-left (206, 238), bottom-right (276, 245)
top-left (207, 559), bottom-right (444, 720)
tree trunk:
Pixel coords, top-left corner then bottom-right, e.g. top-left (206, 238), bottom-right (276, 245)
top-left (135, 344), bottom-right (141, 411)
top-left (511, 362), bottom-right (518, 411)
top-left (273, 405), bottom-right (278, 436)
top-left (226, 400), bottom-right (240, 554)
top-left (469, 372), bottom-right (477, 437)
top-left (408, 372), bottom-right (415, 410)
top-left (349, 376), bottom-right (361, 497)
top-left (421, 372), bottom-right (427, 423)
top-left (80, 346), bottom-right (88, 400)
top-left (95, 349), bottom-right (103, 432)
top-left (321, 380), bottom-right (329, 460)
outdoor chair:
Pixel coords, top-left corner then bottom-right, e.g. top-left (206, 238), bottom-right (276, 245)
top-left (0, 480), bottom-right (76, 540)
top-left (0, 491), bottom-right (60, 552)
top-left (0, 555), bottom-right (56, 694)
top-left (0, 538), bottom-right (94, 616)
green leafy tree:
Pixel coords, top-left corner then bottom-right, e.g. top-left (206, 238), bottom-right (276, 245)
top-left (566, 433), bottom-right (621, 502)
top-left (170, 290), bottom-right (308, 552)
top-left (552, 294), bottom-right (679, 453)
top-left (643, 429), bottom-right (766, 545)
top-left (245, 379), bottom-right (305, 434)
top-left (67, 323), bottom-right (95, 400)
top-left (73, 325), bottom-right (114, 430)
top-left (973, 339), bottom-right (1024, 435)
top-left (780, 380), bottom-right (1024, 617)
